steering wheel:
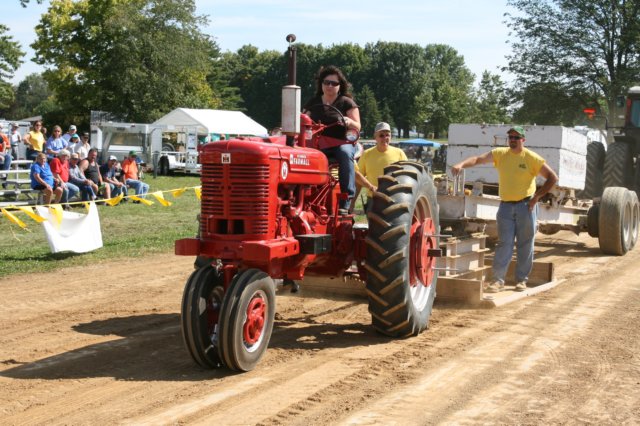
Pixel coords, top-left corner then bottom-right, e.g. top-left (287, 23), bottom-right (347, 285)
top-left (304, 103), bottom-right (359, 143)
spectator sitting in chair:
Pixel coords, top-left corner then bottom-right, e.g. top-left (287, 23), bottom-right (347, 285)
top-left (0, 124), bottom-right (12, 188)
top-left (85, 148), bottom-right (109, 199)
top-left (45, 125), bottom-right (69, 160)
top-left (100, 155), bottom-right (127, 199)
top-left (30, 152), bottom-right (63, 205)
top-left (50, 149), bottom-right (79, 206)
top-left (69, 155), bottom-right (97, 201)
top-left (121, 151), bottom-right (149, 199)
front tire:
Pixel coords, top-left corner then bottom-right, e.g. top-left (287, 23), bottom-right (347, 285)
top-left (365, 161), bottom-right (439, 337)
top-left (181, 265), bottom-right (225, 368)
top-left (218, 269), bottom-right (276, 372)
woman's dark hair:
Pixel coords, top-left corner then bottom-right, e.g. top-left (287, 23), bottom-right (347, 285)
top-left (314, 65), bottom-right (353, 98)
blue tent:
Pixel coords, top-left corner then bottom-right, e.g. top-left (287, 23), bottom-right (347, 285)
top-left (396, 138), bottom-right (442, 148)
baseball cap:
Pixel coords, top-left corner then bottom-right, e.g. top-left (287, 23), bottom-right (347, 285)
top-left (108, 155), bottom-right (117, 161)
top-left (69, 124), bottom-right (77, 131)
top-left (10, 122), bottom-right (18, 127)
top-left (70, 153), bottom-right (79, 159)
top-left (507, 126), bottom-right (526, 137)
top-left (374, 122), bottom-right (391, 134)
top-left (129, 150), bottom-right (137, 157)
top-left (71, 133), bottom-right (79, 139)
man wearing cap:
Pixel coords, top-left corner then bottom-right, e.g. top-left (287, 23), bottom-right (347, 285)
top-left (356, 122), bottom-right (407, 212)
top-left (50, 149), bottom-right (79, 205)
top-left (451, 126), bottom-right (558, 293)
top-left (121, 151), bottom-right (149, 198)
top-left (62, 124), bottom-right (77, 143)
top-left (68, 153), bottom-right (97, 201)
top-left (100, 155), bottom-right (127, 199)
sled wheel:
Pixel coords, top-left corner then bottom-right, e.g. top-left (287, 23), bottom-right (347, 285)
top-left (181, 265), bottom-right (224, 368)
top-left (159, 157), bottom-right (170, 176)
top-left (598, 187), bottom-right (633, 255)
top-left (365, 161), bottom-right (439, 337)
top-left (603, 142), bottom-right (633, 189)
top-left (218, 269), bottom-right (276, 372)
top-left (580, 142), bottom-right (605, 198)
top-left (587, 204), bottom-right (599, 238)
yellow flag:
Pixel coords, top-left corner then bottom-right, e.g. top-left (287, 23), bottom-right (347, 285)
top-left (15, 206), bottom-right (47, 223)
top-left (194, 186), bottom-right (202, 201)
top-left (1, 208), bottom-right (27, 229)
top-left (151, 191), bottom-right (172, 206)
top-left (170, 188), bottom-right (186, 198)
top-left (130, 195), bottom-right (154, 206)
top-left (49, 204), bottom-right (63, 227)
top-left (104, 193), bottom-right (124, 206)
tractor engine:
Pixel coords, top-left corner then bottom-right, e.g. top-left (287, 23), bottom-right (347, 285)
top-left (175, 136), bottom-right (359, 279)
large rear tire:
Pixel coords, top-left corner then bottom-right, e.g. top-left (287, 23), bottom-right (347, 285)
top-left (603, 142), bottom-right (633, 189)
top-left (218, 269), bottom-right (276, 372)
top-left (365, 161), bottom-right (439, 337)
top-left (181, 265), bottom-right (225, 368)
top-left (598, 187), bottom-right (633, 255)
top-left (580, 142), bottom-right (605, 199)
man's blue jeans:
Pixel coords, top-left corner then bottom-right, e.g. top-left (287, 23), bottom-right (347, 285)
top-left (62, 182), bottom-right (79, 203)
top-left (492, 200), bottom-right (538, 283)
top-left (321, 144), bottom-right (355, 210)
top-left (126, 179), bottom-right (149, 197)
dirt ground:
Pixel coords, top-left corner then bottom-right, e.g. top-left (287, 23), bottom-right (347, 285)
top-left (1, 231), bottom-right (639, 425)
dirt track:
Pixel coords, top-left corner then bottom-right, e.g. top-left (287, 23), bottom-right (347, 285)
top-left (1, 231), bottom-right (639, 425)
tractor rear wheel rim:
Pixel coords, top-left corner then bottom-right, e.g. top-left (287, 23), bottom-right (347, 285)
top-left (409, 196), bottom-right (436, 310)
top-left (207, 286), bottom-right (224, 342)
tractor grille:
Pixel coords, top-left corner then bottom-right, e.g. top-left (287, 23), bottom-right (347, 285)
top-left (200, 163), bottom-right (271, 236)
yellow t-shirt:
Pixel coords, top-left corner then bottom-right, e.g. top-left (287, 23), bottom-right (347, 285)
top-left (28, 131), bottom-right (45, 152)
top-left (492, 147), bottom-right (545, 201)
top-left (357, 145), bottom-right (408, 196)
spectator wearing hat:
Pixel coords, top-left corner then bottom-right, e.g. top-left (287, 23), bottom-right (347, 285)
top-left (67, 133), bottom-right (80, 154)
top-left (121, 151), bottom-right (149, 198)
top-left (69, 153), bottom-right (97, 201)
top-left (62, 124), bottom-right (77, 143)
top-left (24, 121), bottom-right (45, 160)
top-left (30, 152), bottom-right (63, 205)
top-left (0, 124), bottom-right (11, 169)
top-left (9, 123), bottom-right (21, 160)
top-left (75, 132), bottom-right (91, 159)
top-left (45, 125), bottom-right (69, 160)
top-left (355, 122), bottom-right (407, 213)
top-left (452, 126), bottom-right (558, 293)
top-left (100, 155), bottom-right (127, 199)
top-left (50, 149), bottom-right (79, 205)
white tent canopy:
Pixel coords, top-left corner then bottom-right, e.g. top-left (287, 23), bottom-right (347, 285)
top-left (152, 108), bottom-right (268, 136)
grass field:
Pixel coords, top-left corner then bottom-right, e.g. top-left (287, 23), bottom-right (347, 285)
top-left (0, 175), bottom-right (201, 278)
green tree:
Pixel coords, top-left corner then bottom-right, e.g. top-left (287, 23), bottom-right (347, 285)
top-left (423, 44), bottom-right (475, 138)
top-left (511, 82), bottom-right (590, 125)
top-left (0, 24), bottom-right (24, 111)
top-left (6, 73), bottom-right (52, 119)
top-left (506, 0), bottom-right (640, 122)
top-left (470, 71), bottom-right (510, 124)
top-left (356, 85), bottom-right (381, 137)
top-left (32, 0), bottom-right (222, 123)
top-left (365, 42), bottom-right (432, 138)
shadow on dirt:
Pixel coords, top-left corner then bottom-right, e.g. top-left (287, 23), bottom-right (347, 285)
top-left (0, 310), bottom-right (391, 382)
top-left (533, 237), bottom-right (602, 259)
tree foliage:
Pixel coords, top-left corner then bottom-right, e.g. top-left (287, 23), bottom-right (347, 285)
top-left (0, 24), bottom-right (24, 110)
top-left (506, 0), bottom-right (640, 119)
top-left (6, 73), bottom-right (53, 119)
top-left (470, 71), bottom-right (510, 124)
top-left (32, 0), bottom-right (224, 123)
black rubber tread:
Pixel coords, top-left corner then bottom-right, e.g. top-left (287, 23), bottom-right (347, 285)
top-left (603, 142), bottom-right (633, 189)
top-left (365, 161), bottom-right (439, 337)
top-left (217, 268), bottom-right (276, 372)
top-left (581, 142), bottom-right (605, 199)
top-left (598, 187), bottom-right (632, 255)
top-left (181, 265), bottom-right (224, 368)
top-left (628, 191), bottom-right (639, 249)
top-left (159, 157), bottom-right (170, 176)
top-left (194, 255), bottom-right (213, 269)
top-left (587, 204), bottom-right (599, 238)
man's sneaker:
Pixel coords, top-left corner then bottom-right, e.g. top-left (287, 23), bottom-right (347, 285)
top-left (485, 280), bottom-right (505, 293)
top-left (515, 281), bottom-right (527, 292)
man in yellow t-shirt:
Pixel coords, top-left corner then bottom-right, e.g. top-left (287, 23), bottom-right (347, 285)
top-left (451, 126), bottom-right (558, 293)
top-left (356, 122), bottom-right (407, 212)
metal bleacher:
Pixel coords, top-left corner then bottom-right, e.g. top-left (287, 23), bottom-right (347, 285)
top-left (0, 159), bottom-right (39, 207)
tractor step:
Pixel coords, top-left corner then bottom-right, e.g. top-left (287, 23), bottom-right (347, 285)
top-left (296, 234), bottom-right (332, 254)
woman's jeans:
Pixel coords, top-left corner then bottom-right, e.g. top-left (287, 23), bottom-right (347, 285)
top-left (492, 199), bottom-right (538, 283)
top-left (322, 143), bottom-right (355, 210)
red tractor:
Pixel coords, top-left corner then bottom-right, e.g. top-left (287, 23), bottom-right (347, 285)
top-left (175, 36), bottom-right (442, 371)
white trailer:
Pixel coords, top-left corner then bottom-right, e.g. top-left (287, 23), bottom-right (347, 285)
top-left (91, 122), bottom-right (163, 166)
top-left (438, 123), bottom-right (639, 256)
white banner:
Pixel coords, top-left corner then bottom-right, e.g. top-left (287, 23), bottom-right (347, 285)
top-left (36, 202), bottom-right (103, 253)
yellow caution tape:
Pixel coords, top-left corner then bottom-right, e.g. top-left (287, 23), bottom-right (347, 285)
top-left (1, 208), bottom-right (27, 229)
top-left (151, 191), bottom-right (172, 207)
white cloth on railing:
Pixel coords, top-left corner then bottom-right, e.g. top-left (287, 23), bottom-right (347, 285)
top-left (35, 202), bottom-right (103, 253)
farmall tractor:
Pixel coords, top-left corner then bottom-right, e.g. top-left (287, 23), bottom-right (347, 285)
top-left (175, 36), bottom-right (441, 371)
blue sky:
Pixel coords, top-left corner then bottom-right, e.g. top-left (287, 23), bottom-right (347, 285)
top-left (6, 0), bottom-right (513, 84)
